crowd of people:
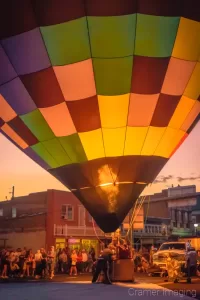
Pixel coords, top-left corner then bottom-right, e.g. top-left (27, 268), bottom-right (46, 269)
top-left (1, 242), bottom-right (200, 281)
top-left (0, 241), bottom-right (151, 280)
top-left (0, 246), bottom-right (55, 279)
top-left (0, 246), bottom-right (96, 279)
top-left (56, 247), bottom-right (96, 276)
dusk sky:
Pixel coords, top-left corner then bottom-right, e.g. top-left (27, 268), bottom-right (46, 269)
top-left (0, 121), bottom-right (200, 201)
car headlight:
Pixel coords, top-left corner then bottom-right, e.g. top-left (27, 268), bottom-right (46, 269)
top-left (153, 254), bottom-right (158, 260)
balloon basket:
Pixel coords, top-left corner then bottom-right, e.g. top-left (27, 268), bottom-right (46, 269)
top-left (112, 259), bottom-right (134, 283)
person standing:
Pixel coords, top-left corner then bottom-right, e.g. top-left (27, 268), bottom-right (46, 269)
top-left (76, 250), bottom-right (83, 274)
top-left (40, 248), bottom-right (47, 278)
top-left (26, 249), bottom-right (34, 277)
top-left (89, 247), bottom-right (95, 261)
top-left (82, 249), bottom-right (88, 273)
top-left (47, 246), bottom-right (55, 279)
top-left (59, 250), bottom-right (68, 273)
top-left (92, 244), bottom-right (113, 284)
top-left (34, 249), bottom-right (42, 279)
top-left (70, 250), bottom-right (77, 276)
top-left (1, 251), bottom-right (10, 278)
top-left (186, 240), bottom-right (191, 251)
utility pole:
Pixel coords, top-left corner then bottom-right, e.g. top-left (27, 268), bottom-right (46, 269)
top-left (9, 186), bottom-right (15, 199)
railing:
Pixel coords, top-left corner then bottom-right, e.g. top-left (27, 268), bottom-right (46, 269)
top-left (133, 224), bottom-right (169, 237)
top-left (54, 224), bottom-right (111, 237)
top-left (54, 224), bottom-right (169, 238)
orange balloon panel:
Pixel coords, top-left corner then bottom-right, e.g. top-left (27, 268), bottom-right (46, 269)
top-left (40, 102), bottom-right (76, 136)
top-left (128, 93), bottom-right (159, 126)
top-left (54, 59), bottom-right (96, 101)
top-left (0, 95), bottom-right (17, 122)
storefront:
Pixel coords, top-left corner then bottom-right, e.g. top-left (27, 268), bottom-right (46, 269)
top-left (55, 238), bottom-right (65, 250)
top-left (55, 237), bottom-right (100, 256)
top-left (67, 238), bottom-right (99, 255)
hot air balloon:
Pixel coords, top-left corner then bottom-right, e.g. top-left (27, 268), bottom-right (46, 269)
top-left (0, 0), bottom-right (199, 232)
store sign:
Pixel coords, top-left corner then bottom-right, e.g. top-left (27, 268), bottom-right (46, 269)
top-left (68, 239), bottom-right (80, 244)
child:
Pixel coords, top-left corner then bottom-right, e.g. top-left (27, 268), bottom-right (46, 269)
top-left (10, 262), bottom-right (20, 277)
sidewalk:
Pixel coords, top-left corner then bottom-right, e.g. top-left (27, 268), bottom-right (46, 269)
top-left (0, 273), bottom-right (92, 283)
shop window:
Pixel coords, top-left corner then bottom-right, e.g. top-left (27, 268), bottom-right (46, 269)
top-left (12, 207), bottom-right (16, 218)
top-left (0, 208), bottom-right (3, 216)
top-left (61, 205), bottom-right (74, 220)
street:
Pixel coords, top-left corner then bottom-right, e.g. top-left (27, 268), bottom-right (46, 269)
top-left (1, 273), bottom-right (200, 299)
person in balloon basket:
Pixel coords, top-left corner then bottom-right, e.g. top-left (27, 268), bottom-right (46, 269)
top-left (92, 244), bottom-right (113, 284)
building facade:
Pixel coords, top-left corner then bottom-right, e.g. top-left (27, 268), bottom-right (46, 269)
top-left (135, 185), bottom-right (200, 247)
top-left (0, 185), bottom-right (199, 252)
top-left (0, 190), bottom-right (108, 254)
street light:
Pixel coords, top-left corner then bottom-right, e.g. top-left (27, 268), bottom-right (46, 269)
top-left (194, 224), bottom-right (198, 236)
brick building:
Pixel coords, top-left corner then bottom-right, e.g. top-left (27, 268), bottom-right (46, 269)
top-left (0, 190), bottom-right (107, 254)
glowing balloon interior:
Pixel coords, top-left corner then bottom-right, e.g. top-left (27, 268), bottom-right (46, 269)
top-left (0, 0), bottom-right (199, 232)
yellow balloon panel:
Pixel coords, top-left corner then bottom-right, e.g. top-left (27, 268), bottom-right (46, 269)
top-left (79, 129), bottom-right (104, 160)
top-left (169, 96), bottom-right (195, 129)
top-left (181, 100), bottom-right (200, 132)
top-left (184, 62), bottom-right (200, 100)
top-left (124, 127), bottom-right (148, 155)
top-left (98, 94), bottom-right (129, 128)
top-left (172, 18), bottom-right (200, 61)
top-left (1, 123), bottom-right (28, 149)
top-left (102, 127), bottom-right (126, 157)
top-left (155, 127), bottom-right (186, 158)
top-left (141, 126), bottom-right (166, 156)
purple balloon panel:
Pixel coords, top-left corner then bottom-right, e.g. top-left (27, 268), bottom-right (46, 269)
top-left (0, 78), bottom-right (37, 115)
top-left (0, 45), bottom-right (17, 85)
top-left (1, 28), bottom-right (51, 75)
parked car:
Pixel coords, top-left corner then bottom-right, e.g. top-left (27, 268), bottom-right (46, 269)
top-left (152, 242), bottom-right (197, 279)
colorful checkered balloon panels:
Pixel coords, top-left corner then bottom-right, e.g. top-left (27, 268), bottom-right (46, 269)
top-left (0, 0), bottom-right (200, 232)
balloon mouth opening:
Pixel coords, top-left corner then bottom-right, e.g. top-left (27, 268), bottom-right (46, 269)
top-left (70, 181), bottom-right (146, 191)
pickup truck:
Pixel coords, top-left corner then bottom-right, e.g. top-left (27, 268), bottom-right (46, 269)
top-left (152, 242), bottom-right (197, 276)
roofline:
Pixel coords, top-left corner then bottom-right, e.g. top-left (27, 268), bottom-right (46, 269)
top-left (143, 192), bottom-right (200, 203)
top-left (0, 212), bottom-right (46, 220)
top-left (0, 189), bottom-right (72, 202)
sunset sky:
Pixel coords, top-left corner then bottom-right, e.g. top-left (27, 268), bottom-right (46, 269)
top-left (0, 121), bottom-right (200, 201)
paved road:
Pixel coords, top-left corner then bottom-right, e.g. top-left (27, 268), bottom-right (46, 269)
top-left (1, 273), bottom-right (200, 299)
top-left (0, 281), bottom-right (195, 300)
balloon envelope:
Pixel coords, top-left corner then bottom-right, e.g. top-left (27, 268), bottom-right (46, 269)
top-left (0, 0), bottom-right (199, 232)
